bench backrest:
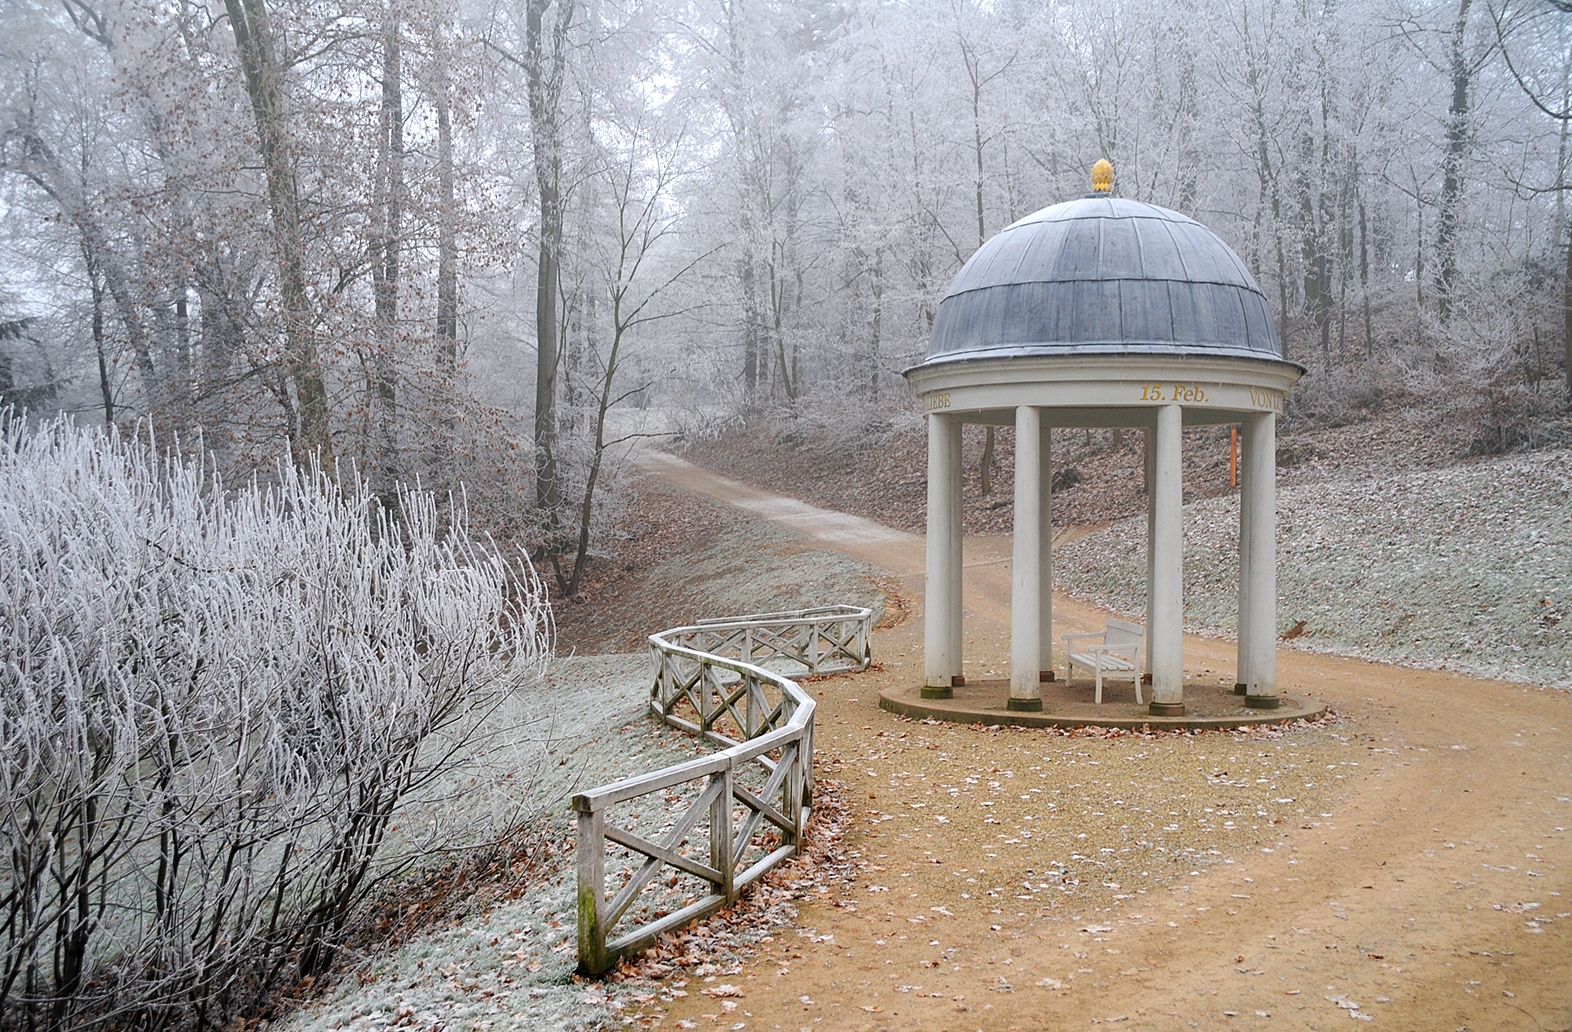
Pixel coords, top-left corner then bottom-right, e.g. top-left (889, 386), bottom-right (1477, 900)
top-left (1105, 617), bottom-right (1144, 649)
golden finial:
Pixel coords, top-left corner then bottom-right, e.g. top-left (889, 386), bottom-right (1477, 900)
top-left (1091, 158), bottom-right (1114, 193)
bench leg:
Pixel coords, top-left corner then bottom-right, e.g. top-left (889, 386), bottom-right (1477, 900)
top-left (1094, 663), bottom-right (1103, 704)
top-left (1133, 675), bottom-right (1143, 706)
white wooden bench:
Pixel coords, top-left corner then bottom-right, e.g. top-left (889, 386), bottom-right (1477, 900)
top-left (1062, 617), bottom-right (1145, 704)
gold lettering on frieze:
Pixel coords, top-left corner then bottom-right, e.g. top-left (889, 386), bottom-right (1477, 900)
top-left (923, 391), bottom-right (952, 411)
top-left (1138, 383), bottom-right (1212, 403)
top-left (1248, 387), bottom-right (1285, 412)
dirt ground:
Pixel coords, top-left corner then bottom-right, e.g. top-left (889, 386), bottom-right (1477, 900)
top-left (638, 452), bottom-right (1571, 1032)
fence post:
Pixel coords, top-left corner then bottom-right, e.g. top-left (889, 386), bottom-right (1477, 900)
top-left (699, 661), bottom-right (714, 731)
top-left (802, 720), bottom-right (815, 807)
top-left (784, 740), bottom-right (803, 847)
top-left (575, 805), bottom-right (606, 974)
top-left (711, 766), bottom-right (736, 902)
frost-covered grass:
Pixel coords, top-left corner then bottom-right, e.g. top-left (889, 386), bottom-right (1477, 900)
top-left (275, 654), bottom-right (702, 1032)
top-left (1056, 448), bottom-right (1572, 689)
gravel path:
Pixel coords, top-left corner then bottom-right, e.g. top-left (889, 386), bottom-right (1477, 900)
top-left (643, 453), bottom-right (1572, 1032)
top-left (1056, 446), bottom-right (1572, 689)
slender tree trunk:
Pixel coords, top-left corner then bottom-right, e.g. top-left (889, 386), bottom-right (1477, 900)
top-left (741, 254), bottom-right (760, 392)
top-left (971, 74), bottom-right (985, 249)
top-left (1564, 230), bottom-right (1571, 408)
top-left (523, 0), bottom-right (574, 552)
top-left (432, 30), bottom-right (459, 488)
top-left (82, 245), bottom-right (113, 424)
top-left (224, 0), bottom-right (334, 469)
top-left (367, 4), bottom-right (405, 503)
top-left (1175, 32), bottom-right (1201, 213)
top-left (1435, 0), bottom-right (1473, 322)
top-left (869, 248), bottom-right (883, 400)
top-left (1360, 194), bottom-right (1373, 359)
top-left (434, 47), bottom-right (457, 365)
top-left (1249, 79), bottom-right (1290, 358)
top-left (174, 286), bottom-right (191, 413)
top-left (565, 304), bottom-right (623, 597)
top-left (370, 5), bottom-right (403, 505)
top-left (980, 426), bottom-right (995, 496)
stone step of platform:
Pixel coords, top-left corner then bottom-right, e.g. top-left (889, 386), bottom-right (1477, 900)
top-left (880, 678), bottom-right (1326, 731)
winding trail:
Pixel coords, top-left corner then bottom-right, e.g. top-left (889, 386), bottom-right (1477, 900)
top-left (635, 450), bottom-right (1571, 1031)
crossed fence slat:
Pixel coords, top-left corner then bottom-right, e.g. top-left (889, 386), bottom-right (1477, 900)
top-left (572, 604), bottom-right (874, 975)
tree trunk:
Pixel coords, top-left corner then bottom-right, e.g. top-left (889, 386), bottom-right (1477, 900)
top-left (434, 42), bottom-right (457, 366)
top-left (980, 425), bottom-right (995, 496)
top-left (432, 28), bottom-right (459, 488)
top-left (971, 70), bottom-right (986, 249)
top-left (1435, 0), bottom-right (1473, 322)
top-left (224, 0), bottom-right (334, 470)
top-left (1360, 194), bottom-right (1373, 359)
top-left (524, 0), bottom-right (574, 553)
top-left (869, 248), bottom-right (883, 400)
top-left (741, 253), bottom-right (760, 393)
top-left (370, 4), bottom-right (403, 505)
top-left (82, 245), bottom-right (113, 424)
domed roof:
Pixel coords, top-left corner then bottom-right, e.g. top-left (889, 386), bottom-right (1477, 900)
top-left (922, 196), bottom-right (1282, 366)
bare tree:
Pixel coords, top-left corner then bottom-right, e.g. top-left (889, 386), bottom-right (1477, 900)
top-left (222, 0), bottom-right (334, 467)
top-left (1491, 0), bottom-right (1572, 403)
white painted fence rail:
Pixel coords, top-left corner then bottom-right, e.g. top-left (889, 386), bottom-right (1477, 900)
top-left (573, 605), bottom-right (874, 975)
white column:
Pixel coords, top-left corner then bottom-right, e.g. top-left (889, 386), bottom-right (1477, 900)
top-left (1235, 421), bottom-right (1253, 696)
top-left (924, 412), bottom-right (956, 695)
top-left (1009, 406), bottom-right (1043, 710)
top-left (1143, 426), bottom-right (1157, 676)
top-left (947, 418), bottom-right (964, 684)
top-left (1243, 411), bottom-right (1279, 708)
top-left (1149, 403), bottom-right (1185, 714)
top-left (1038, 421), bottom-right (1054, 682)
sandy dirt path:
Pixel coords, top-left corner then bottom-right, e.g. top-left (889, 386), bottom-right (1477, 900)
top-left (635, 451), bottom-right (1571, 1032)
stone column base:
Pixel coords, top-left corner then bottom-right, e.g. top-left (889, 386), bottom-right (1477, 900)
top-left (1149, 701), bottom-right (1186, 716)
top-left (1007, 697), bottom-right (1044, 712)
top-left (921, 686), bottom-right (954, 700)
top-left (1245, 695), bottom-right (1281, 710)
top-left (1233, 682), bottom-right (1248, 696)
top-left (1039, 670), bottom-right (1056, 682)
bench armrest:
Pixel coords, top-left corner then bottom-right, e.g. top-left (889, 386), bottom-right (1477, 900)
top-left (1061, 632), bottom-right (1106, 649)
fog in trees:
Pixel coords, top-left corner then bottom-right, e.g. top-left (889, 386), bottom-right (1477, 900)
top-left (2, 0), bottom-right (1568, 562)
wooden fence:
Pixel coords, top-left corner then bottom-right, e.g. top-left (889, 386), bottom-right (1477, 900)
top-left (573, 605), bottom-right (874, 974)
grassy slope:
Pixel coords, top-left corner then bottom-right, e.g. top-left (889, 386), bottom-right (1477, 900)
top-left (274, 503), bottom-right (889, 1032)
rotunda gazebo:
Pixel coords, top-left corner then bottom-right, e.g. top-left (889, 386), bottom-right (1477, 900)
top-left (905, 161), bottom-right (1303, 718)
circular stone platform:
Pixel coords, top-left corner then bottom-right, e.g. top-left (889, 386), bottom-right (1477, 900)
top-left (880, 678), bottom-right (1326, 731)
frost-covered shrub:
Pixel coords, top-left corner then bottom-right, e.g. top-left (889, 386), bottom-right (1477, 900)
top-left (0, 415), bottom-right (551, 1030)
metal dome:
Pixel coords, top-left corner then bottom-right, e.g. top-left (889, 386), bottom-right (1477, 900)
top-left (922, 196), bottom-right (1281, 366)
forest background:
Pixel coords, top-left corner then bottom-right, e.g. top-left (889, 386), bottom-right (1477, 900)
top-left (2, 0), bottom-right (1570, 592)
